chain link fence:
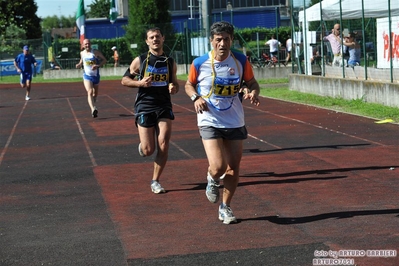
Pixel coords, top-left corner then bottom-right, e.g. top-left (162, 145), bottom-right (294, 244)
top-left (2, 14), bottom-right (292, 77)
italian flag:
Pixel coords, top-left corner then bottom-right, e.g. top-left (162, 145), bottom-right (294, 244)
top-left (109, 0), bottom-right (118, 24)
top-left (76, 0), bottom-right (85, 45)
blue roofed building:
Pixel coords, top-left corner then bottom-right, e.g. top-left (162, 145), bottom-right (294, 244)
top-left (81, 0), bottom-right (291, 39)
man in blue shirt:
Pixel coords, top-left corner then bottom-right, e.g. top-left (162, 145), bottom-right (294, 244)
top-left (14, 45), bottom-right (37, 100)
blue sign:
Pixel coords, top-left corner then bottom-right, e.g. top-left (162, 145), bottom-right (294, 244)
top-left (0, 60), bottom-right (43, 76)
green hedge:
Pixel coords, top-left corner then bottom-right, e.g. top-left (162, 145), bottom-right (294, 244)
top-left (54, 26), bottom-right (292, 64)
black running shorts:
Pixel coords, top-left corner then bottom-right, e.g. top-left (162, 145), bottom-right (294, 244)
top-left (136, 109), bottom-right (175, 128)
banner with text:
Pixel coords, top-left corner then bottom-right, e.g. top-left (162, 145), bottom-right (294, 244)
top-left (377, 16), bottom-right (399, 68)
top-left (0, 60), bottom-right (43, 76)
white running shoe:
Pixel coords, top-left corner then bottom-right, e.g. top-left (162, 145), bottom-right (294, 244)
top-left (151, 180), bottom-right (165, 194)
top-left (219, 204), bottom-right (237, 224)
top-left (25, 96), bottom-right (30, 101)
top-left (206, 175), bottom-right (220, 203)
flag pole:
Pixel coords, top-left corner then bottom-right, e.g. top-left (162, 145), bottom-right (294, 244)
top-left (76, 0), bottom-right (86, 48)
top-left (110, 0), bottom-right (118, 25)
top-left (110, 0), bottom-right (119, 53)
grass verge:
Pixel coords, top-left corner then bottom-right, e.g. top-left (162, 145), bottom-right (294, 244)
top-left (260, 86), bottom-right (399, 122)
top-left (181, 75), bottom-right (399, 123)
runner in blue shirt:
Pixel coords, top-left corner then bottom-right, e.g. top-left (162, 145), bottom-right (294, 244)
top-left (14, 45), bottom-right (38, 100)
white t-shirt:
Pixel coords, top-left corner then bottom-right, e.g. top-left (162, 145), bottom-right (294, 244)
top-left (266, 39), bottom-right (281, 53)
top-left (286, 38), bottom-right (292, 52)
top-left (187, 51), bottom-right (255, 128)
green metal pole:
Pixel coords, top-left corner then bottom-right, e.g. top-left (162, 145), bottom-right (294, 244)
top-left (290, 0), bottom-right (294, 73)
top-left (303, 0), bottom-right (308, 74)
top-left (361, 0), bottom-right (367, 80)
top-left (275, 7), bottom-right (280, 67)
top-left (320, 0), bottom-right (325, 76)
top-left (339, 0), bottom-right (344, 78)
top-left (184, 21), bottom-right (189, 74)
top-left (388, 0), bottom-right (393, 83)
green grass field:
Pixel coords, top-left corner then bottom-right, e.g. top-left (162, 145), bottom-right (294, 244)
top-left (259, 85), bottom-right (399, 122)
top-left (2, 74), bottom-right (398, 123)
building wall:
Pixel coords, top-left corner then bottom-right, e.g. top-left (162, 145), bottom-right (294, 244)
top-left (83, 0), bottom-right (288, 39)
top-left (118, 0), bottom-right (129, 17)
top-left (172, 7), bottom-right (281, 33)
top-left (289, 74), bottom-right (399, 108)
top-left (84, 18), bottom-right (128, 39)
top-left (169, 0), bottom-right (286, 11)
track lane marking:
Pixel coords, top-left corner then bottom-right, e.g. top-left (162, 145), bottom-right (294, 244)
top-left (244, 105), bottom-right (387, 147)
top-left (67, 98), bottom-right (97, 167)
top-left (0, 101), bottom-right (28, 167)
top-left (104, 97), bottom-right (195, 159)
top-left (173, 102), bottom-right (283, 149)
top-left (104, 94), bottom-right (135, 115)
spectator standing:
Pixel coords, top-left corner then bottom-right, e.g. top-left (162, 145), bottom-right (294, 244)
top-left (14, 45), bottom-right (37, 101)
top-left (111, 46), bottom-right (119, 67)
top-left (323, 24), bottom-right (343, 66)
top-left (343, 32), bottom-right (361, 67)
top-left (185, 21), bottom-right (260, 224)
top-left (285, 38), bottom-right (292, 66)
top-left (265, 34), bottom-right (281, 62)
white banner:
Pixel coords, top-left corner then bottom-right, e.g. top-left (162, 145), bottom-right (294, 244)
top-left (190, 37), bottom-right (208, 57)
top-left (376, 16), bottom-right (399, 68)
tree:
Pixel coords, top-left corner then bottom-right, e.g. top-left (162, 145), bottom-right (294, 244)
top-left (309, 0), bottom-right (320, 6)
top-left (42, 15), bottom-right (76, 31)
top-left (0, 0), bottom-right (41, 39)
top-left (87, 0), bottom-right (111, 18)
top-left (125, 0), bottom-right (174, 57)
top-left (0, 24), bottom-right (26, 55)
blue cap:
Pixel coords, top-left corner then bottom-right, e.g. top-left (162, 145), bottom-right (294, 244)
top-left (23, 45), bottom-right (29, 51)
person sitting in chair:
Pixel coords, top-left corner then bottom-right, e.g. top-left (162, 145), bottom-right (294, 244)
top-left (50, 60), bottom-right (61, 70)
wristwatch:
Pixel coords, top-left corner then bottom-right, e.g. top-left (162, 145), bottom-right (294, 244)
top-left (190, 94), bottom-right (200, 102)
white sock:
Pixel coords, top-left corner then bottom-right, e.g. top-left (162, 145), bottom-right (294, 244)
top-left (208, 172), bottom-right (225, 181)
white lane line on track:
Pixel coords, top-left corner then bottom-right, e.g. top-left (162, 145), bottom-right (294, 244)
top-left (169, 104), bottom-right (197, 158)
top-left (170, 140), bottom-right (195, 159)
top-left (172, 102), bottom-right (194, 113)
top-left (67, 98), bottom-right (97, 167)
top-left (0, 101), bottom-right (28, 167)
top-left (104, 94), bottom-right (135, 115)
top-left (244, 105), bottom-right (387, 147)
top-left (173, 102), bottom-right (283, 149)
top-left (247, 133), bottom-right (282, 149)
top-left (104, 97), bottom-right (196, 159)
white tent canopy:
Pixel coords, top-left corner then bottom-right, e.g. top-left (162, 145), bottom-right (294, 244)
top-left (299, 0), bottom-right (399, 22)
top-left (297, 0), bottom-right (399, 75)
